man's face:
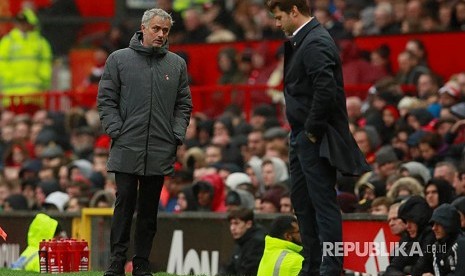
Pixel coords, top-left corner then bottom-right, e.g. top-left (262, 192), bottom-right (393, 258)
top-left (229, 218), bottom-right (252, 239)
top-left (354, 131), bottom-right (370, 155)
top-left (280, 197), bottom-right (293, 213)
top-left (434, 165), bottom-right (454, 185)
top-left (288, 222), bottom-right (302, 245)
top-left (142, 15), bottom-right (171, 48)
top-left (388, 207), bottom-right (406, 235)
top-left (261, 163), bottom-right (276, 188)
top-left (271, 7), bottom-right (296, 36)
top-left (425, 185), bottom-right (439, 209)
top-left (406, 220), bottom-right (418, 238)
top-left (432, 222), bottom-right (446, 240)
top-left (458, 211), bottom-right (465, 229)
top-left (205, 146), bottom-right (222, 165)
top-left (247, 132), bottom-right (266, 157)
top-left (453, 173), bottom-right (465, 196)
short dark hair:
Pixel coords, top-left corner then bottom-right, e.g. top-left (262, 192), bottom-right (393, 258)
top-left (227, 207), bottom-right (254, 222)
top-left (266, 0), bottom-right (310, 16)
top-left (268, 215), bottom-right (298, 239)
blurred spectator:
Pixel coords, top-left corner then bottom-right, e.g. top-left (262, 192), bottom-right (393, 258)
top-left (454, 71), bottom-right (465, 94)
top-left (206, 13), bottom-right (237, 43)
top-left (225, 172), bottom-right (252, 191)
top-left (385, 196), bottom-right (434, 275)
top-left (399, 161), bottom-right (431, 185)
top-left (387, 202), bottom-right (407, 237)
top-left (353, 127), bottom-right (380, 165)
top-left (405, 39), bottom-right (428, 67)
top-left (257, 215), bottom-right (303, 276)
top-left (424, 178), bottom-right (455, 210)
top-left (433, 161), bottom-right (457, 185)
top-left (450, 0), bottom-right (465, 31)
top-left (314, 8), bottom-right (346, 41)
top-left (260, 185), bottom-right (287, 213)
top-left (396, 50), bottom-right (430, 85)
top-left (422, 203), bottom-right (465, 275)
top-left (346, 96), bottom-right (364, 126)
top-left (373, 2), bottom-right (401, 35)
top-left (77, 46), bottom-right (110, 93)
top-left (418, 132), bottom-right (446, 173)
top-left (265, 46), bottom-right (285, 106)
top-left (339, 39), bottom-right (387, 85)
top-left (0, 179), bottom-right (11, 209)
top-left (452, 196), bottom-right (465, 231)
top-left (21, 178), bottom-right (38, 210)
top-left (3, 194), bottom-right (29, 211)
top-left (387, 176), bottom-right (424, 202)
top-left (156, 0), bottom-right (185, 44)
top-left (0, 8), bottom-right (52, 114)
top-left (225, 189), bottom-right (255, 211)
top-left (370, 145), bottom-right (401, 194)
top-left (160, 170), bottom-right (193, 212)
top-left (43, 191), bottom-right (69, 212)
top-left (438, 81), bottom-right (462, 108)
top-left (192, 173), bottom-right (226, 212)
top-left (370, 196), bottom-right (392, 215)
top-left (182, 8), bottom-right (210, 43)
top-left (35, 180), bottom-right (61, 210)
top-left (89, 190), bottom-right (116, 208)
top-left (174, 184), bottom-right (198, 212)
top-left (66, 196), bottom-right (89, 212)
top-left (415, 72), bottom-right (442, 107)
top-left (370, 44), bottom-right (393, 76)
top-left (455, 167), bottom-right (465, 197)
top-left (279, 192), bottom-right (293, 214)
top-left (221, 207), bottom-right (265, 276)
top-left (261, 157), bottom-right (289, 191)
top-left (247, 129), bottom-right (267, 162)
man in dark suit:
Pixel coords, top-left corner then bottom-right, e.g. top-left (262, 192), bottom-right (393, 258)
top-left (266, 0), bottom-right (371, 275)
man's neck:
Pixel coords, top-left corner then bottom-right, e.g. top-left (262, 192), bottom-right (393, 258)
top-left (293, 16), bottom-right (313, 36)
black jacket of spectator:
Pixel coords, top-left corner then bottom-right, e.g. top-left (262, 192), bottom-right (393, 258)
top-left (221, 224), bottom-right (265, 276)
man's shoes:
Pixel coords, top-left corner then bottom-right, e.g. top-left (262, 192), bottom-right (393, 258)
top-left (103, 260), bottom-right (125, 276)
top-left (132, 257), bottom-right (152, 276)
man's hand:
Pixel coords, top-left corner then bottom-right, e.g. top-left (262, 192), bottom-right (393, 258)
top-left (306, 132), bottom-right (317, 143)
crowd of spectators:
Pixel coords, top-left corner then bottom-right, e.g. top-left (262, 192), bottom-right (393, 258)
top-left (74, 0), bottom-right (465, 48)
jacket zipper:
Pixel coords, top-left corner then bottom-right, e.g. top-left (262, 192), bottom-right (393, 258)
top-left (144, 57), bottom-right (153, 175)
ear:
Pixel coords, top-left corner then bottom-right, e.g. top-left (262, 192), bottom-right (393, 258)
top-left (283, 232), bottom-right (292, 241)
top-left (245, 220), bottom-right (253, 229)
top-left (291, 5), bottom-right (298, 17)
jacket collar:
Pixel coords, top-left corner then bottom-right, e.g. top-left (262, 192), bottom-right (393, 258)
top-left (289, 18), bottom-right (320, 49)
top-left (129, 31), bottom-right (168, 58)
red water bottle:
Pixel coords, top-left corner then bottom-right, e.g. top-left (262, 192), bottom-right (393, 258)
top-left (69, 239), bottom-right (80, 272)
top-left (79, 239), bottom-right (89, 271)
top-left (39, 239), bottom-right (48, 273)
top-left (48, 239), bottom-right (59, 274)
top-left (61, 239), bottom-right (71, 272)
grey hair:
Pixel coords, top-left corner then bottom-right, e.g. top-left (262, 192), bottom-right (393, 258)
top-left (141, 8), bottom-right (174, 27)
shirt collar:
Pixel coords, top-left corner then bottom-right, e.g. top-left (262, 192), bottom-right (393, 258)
top-left (292, 18), bottom-right (312, 37)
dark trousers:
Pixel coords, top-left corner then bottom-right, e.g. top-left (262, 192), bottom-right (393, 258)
top-left (110, 172), bottom-right (164, 263)
top-left (289, 131), bottom-right (343, 276)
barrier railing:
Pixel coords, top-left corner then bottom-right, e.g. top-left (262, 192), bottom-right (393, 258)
top-left (0, 84), bottom-right (417, 118)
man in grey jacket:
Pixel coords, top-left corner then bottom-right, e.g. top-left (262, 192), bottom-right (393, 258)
top-left (97, 8), bottom-right (192, 276)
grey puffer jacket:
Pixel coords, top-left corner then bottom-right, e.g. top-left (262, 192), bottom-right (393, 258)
top-left (97, 31), bottom-right (192, 176)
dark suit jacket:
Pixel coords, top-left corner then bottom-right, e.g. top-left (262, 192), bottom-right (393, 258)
top-left (284, 18), bottom-right (370, 176)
